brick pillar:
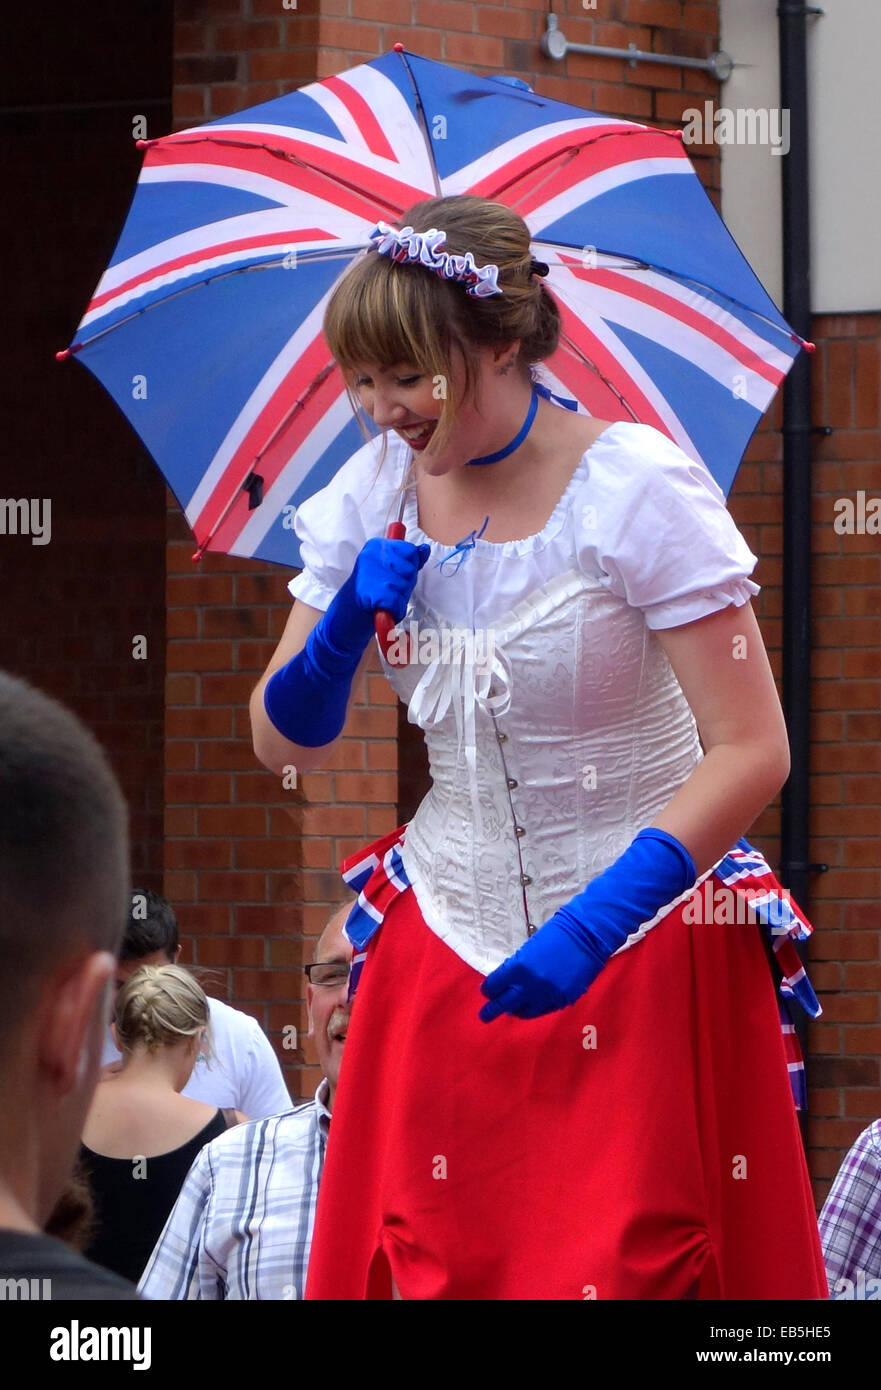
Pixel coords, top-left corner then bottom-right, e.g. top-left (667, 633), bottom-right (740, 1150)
top-left (801, 313), bottom-right (881, 1203)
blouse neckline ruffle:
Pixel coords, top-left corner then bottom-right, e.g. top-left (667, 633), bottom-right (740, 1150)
top-left (401, 419), bottom-right (631, 558)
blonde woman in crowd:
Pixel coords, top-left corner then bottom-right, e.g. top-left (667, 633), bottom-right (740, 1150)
top-left (80, 964), bottom-right (245, 1282)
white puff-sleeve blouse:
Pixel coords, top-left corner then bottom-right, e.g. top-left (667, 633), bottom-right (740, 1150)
top-left (286, 420), bottom-right (761, 975)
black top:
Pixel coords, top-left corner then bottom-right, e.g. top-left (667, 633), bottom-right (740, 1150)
top-left (80, 1108), bottom-right (230, 1285)
top-left (0, 1229), bottom-right (139, 1300)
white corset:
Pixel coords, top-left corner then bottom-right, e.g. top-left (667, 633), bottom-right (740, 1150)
top-left (382, 568), bottom-right (703, 976)
top-left (287, 418), bottom-right (761, 977)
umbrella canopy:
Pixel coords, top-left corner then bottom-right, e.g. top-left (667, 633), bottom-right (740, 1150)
top-left (60, 47), bottom-right (810, 569)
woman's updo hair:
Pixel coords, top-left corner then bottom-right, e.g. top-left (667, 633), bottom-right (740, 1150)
top-left (323, 195), bottom-right (561, 457)
top-left (113, 964), bottom-right (213, 1060)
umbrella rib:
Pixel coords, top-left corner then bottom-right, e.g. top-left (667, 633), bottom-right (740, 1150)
top-left (500, 144), bottom-right (587, 217)
top-left (251, 361), bottom-right (337, 471)
top-left (647, 271), bottom-right (813, 349)
top-left (66, 252), bottom-right (363, 354)
top-left (532, 247), bottom-right (812, 351)
top-left (192, 361), bottom-right (338, 561)
top-left (156, 134), bottom-right (408, 218)
top-left (392, 47), bottom-right (442, 199)
top-left (556, 328), bottom-right (641, 422)
top-left (481, 129), bottom-right (675, 206)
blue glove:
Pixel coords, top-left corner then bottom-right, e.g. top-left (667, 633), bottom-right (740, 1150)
top-left (264, 537), bottom-right (430, 748)
top-left (479, 828), bottom-right (697, 1022)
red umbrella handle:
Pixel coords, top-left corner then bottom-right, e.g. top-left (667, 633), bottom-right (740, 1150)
top-left (375, 520), bottom-right (410, 665)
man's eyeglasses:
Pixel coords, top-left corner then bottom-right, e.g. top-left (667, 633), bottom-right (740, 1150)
top-left (304, 962), bottom-right (351, 988)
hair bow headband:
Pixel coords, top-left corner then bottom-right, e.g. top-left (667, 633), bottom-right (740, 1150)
top-left (368, 221), bottom-right (503, 299)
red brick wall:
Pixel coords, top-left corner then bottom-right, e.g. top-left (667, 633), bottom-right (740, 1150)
top-left (724, 314), bottom-right (881, 1201)
top-left (597, 331), bottom-right (881, 1209)
top-left (801, 314), bottom-right (881, 1203)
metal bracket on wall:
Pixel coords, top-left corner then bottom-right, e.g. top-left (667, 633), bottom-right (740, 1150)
top-left (540, 12), bottom-right (735, 83)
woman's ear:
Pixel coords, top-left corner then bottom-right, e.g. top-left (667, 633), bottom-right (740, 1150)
top-left (491, 340), bottom-right (521, 367)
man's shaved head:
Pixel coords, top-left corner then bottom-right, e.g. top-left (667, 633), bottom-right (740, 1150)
top-left (0, 671), bottom-right (130, 1055)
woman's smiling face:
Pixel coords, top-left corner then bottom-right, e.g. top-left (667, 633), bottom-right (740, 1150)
top-left (351, 363), bottom-right (443, 453)
top-left (350, 350), bottom-right (500, 476)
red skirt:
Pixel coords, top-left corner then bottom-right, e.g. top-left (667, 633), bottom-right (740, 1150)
top-left (305, 856), bottom-right (828, 1301)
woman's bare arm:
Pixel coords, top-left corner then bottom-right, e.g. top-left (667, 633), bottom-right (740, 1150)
top-left (249, 599), bottom-right (373, 776)
top-left (650, 600), bottom-right (791, 876)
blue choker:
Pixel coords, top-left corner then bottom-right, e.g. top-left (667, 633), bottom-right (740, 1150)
top-left (467, 388), bottom-right (539, 466)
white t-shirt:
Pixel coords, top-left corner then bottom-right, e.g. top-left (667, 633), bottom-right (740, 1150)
top-left (102, 996), bottom-right (291, 1120)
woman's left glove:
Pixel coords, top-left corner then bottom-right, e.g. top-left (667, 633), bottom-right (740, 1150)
top-left (479, 827), bottom-right (697, 1022)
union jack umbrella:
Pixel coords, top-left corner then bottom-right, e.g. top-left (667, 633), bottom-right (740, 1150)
top-left (59, 46), bottom-right (812, 569)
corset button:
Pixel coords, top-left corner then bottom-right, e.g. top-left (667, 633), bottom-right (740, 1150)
top-left (495, 729), bottom-right (508, 743)
top-left (520, 874), bottom-right (532, 887)
top-left (506, 777), bottom-right (518, 789)
top-left (514, 825), bottom-right (526, 838)
top-left (527, 922), bottom-right (537, 937)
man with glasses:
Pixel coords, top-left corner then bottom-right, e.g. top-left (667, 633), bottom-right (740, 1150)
top-left (138, 903), bottom-right (353, 1299)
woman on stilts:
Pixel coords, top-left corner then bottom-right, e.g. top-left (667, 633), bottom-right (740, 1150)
top-left (251, 195), bottom-right (827, 1301)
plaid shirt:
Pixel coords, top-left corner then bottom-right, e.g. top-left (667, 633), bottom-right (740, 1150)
top-left (819, 1120), bottom-right (881, 1297)
top-left (138, 1083), bottom-right (330, 1300)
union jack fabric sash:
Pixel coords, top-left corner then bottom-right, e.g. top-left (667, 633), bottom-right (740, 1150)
top-left (338, 828), bottom-right (819, 1108)
top-left (340, 824), bottom-right (412, 1000)
top-left (779, 997), bottom-right (809, 1113)
top-left (714, 838), bottom-right (821, 1020)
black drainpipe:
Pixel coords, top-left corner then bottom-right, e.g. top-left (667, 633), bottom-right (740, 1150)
top-left (777, 5), bottom-right (826, 1092)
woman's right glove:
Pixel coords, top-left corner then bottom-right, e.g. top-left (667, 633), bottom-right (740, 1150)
top-left (264, 537), bottom-right (430, 748)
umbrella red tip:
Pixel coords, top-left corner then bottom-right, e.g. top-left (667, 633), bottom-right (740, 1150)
top-left (802, 339), bottom-right (816, 354)
top-left (55, 348), bottom-right (72, 362)
top-left (393, 42), bottom-right (404, 52)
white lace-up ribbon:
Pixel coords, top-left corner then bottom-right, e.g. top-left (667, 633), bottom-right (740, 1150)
top-left (407, 633), bottom-right (513, 840)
